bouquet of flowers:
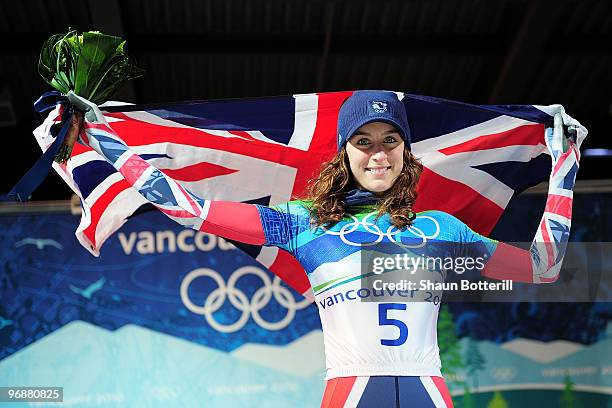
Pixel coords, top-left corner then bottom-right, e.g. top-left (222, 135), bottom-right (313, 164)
top-left (38, 30), bottom-right (144, 163)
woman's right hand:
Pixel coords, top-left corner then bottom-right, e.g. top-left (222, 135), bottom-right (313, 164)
top-left (55, 107), bottom-right (84, 164)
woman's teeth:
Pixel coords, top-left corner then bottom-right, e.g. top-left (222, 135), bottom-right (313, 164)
top-left (367, 167), bottom-right (390, 175)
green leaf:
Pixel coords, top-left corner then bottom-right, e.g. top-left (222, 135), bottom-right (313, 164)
top-left (37, 29), bottom-right (144, 104)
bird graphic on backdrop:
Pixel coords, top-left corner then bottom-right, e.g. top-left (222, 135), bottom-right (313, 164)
top-left (69, 277), bottom-right (106, 299)
top-left (15, 238), bottom-right (63, 250)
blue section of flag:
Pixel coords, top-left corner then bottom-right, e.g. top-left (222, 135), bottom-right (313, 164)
top-left (105, 96), bottom-right (297, 145)
top-left (72, 161), bottom-right (116, 199)
top-left (141, 153), bottom-right (172, 161)
top-left (473, 155), bottom-right (551, 192)
top-left (403, 94), bottom-right (553, 143)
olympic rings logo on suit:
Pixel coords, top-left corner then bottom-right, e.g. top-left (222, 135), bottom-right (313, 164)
top-left (322, 212), bottom-right (441, 248)
top-left (180, 266), bottom-right (311, 333)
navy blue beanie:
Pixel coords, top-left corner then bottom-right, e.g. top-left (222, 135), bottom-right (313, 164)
top-left (337, 90), bottom-right (411, 151)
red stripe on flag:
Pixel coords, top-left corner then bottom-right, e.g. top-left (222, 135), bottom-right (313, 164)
top-left (70, 142), bottom-right (92, 157)
top-left (289, 91), bottom-right (351, 196)
top-left (544, 194), bottom-right (573, 220)
top-left (268, 250), bottom-right (311, 296)
top-left (439, 123), bottom-right (545, 155)
top-left (226, 130), bottom-right (261, 141)
top-left (414, 167), bottom-right (503, 235)
top-left (107, 114), bottom-right (300, 162)
top-left (160, 161), bottom-right (238, 182)
top-left (83, 179), bottom-right (131, 248)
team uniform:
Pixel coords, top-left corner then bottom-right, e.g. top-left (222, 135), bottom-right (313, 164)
top-left (254, 201), bottom-right (497, 407)
top-left (259, 202), bottom-right (495, 378)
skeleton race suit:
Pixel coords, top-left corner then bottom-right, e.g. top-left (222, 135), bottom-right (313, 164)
top-left (67, 93), bottom-right (580, 408)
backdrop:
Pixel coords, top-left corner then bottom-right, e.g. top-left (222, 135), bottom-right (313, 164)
top-left (1, 191), bottom-right (610, 407)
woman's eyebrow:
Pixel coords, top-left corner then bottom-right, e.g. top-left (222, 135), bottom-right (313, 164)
top-left (353, 129), bottom-right (399, 137)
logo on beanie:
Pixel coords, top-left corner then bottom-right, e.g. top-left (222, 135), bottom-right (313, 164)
top-left (370, 101), bottom-right (388, 113)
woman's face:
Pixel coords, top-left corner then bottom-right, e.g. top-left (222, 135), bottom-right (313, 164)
top-left (345, 121), bottom-right (404, 193)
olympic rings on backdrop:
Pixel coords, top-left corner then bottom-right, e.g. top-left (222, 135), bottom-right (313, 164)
top-left (322, 212), bottom-right (441, 248)
top-left (180, 267), bottom-right (311, 333)
top-left (490, 367), bottom-right (517, 382)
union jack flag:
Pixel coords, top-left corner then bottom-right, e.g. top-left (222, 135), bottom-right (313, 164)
top-left (32, 91), bottom-right (587, 297)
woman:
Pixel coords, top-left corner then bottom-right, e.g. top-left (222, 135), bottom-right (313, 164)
top-left (67, 90), bottom-right (579, 407)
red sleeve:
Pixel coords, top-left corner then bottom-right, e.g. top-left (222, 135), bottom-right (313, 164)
top-left (198, 201), bottom-right (266, 245)
top-left (482, 242), bottom-right (534, 283)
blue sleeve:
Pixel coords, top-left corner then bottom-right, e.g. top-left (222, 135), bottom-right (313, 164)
top-left (459, 219), bottom-right (499, 260)
top-left (255, 201), bottom-right (310, 255)
top-left (431, 210), bottom-right (498, 260)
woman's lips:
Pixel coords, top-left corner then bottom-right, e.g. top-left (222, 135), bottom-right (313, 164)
top-left (366, 166), bottom-right (391, 175)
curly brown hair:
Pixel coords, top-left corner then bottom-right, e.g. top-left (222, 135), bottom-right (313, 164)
top-left (304, 147), bottom-right (423, 229)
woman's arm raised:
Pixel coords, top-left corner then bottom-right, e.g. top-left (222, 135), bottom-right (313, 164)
top-left (482, 115), bottom-right (581, 283)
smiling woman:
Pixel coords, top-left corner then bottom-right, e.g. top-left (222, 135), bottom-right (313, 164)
top-left (306, 91), bottom-right (423, 231)
top-left (346, 122), bottom-right (405, 193)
